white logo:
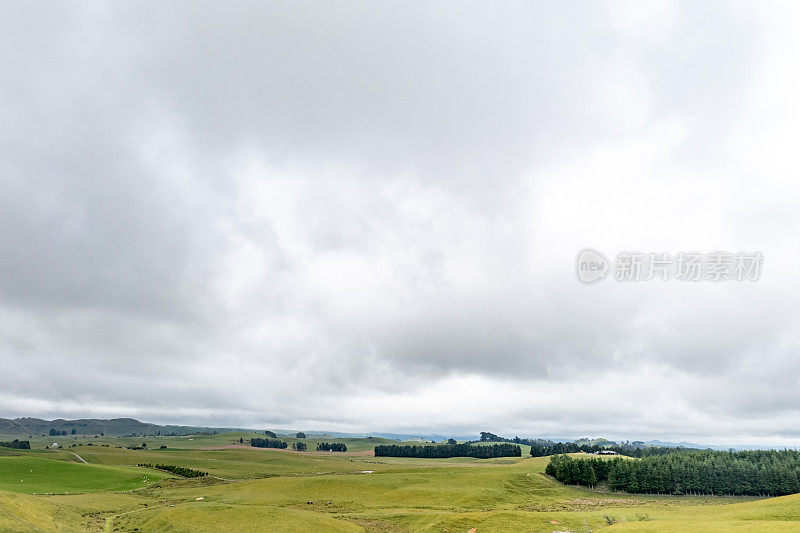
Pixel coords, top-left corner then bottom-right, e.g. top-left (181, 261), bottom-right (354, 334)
top-left (576, 249), bottom-right (762, 284)
top-left (576, 248), bottom-right (609, 284)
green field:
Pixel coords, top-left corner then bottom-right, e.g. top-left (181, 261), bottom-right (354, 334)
top-left (0, 457), bottom-right (171, 494)
top-left (0, 434), bottom-right (799, 531)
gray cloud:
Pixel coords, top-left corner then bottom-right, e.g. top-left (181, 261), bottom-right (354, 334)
top-left (1, 1), bottom-right (799, 443)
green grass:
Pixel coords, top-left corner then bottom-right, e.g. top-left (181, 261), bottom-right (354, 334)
top-left (113, 503), bottom-right (364, 533)
top-left (1, 434), bottom-right (800, 531)
top-left (0, 456), bottom-right (171, 494)
top-left (0, 489), bottom-right (83, 532)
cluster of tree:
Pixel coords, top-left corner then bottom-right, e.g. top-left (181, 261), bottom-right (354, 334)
top-left (0, 439), bottom-right (30, 449)
top-left (472, 432), bottom-right (622, 454)
top-left (293, 442), bottom-right (307, 451)
top-left (49, 428), bottom-right (68, 436)
top-left (546, 450), bottom-right (800, 496)
top-left (545, 454), bottom-right (608, 487)
top-left (467, 432), bottom-right (679, 459)
top-left (138, 463), bottom-right (207, 478)
top-left (317, 442), bottom-right (347, 451)
top-left (127, 431), bottom-right (202, 437)
top-left (296, 432), bottom-right (306, 438)
top-left (251, 437), bottom-right (288, 449)
top-left (264, 430), bottom-right (278, 438)
top-left (530, 441), bottom-right (685, 458)
top-left (374, 443), bottom-right (521, 458)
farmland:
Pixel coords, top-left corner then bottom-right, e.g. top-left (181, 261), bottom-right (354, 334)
top-left (0, 433), bottom-right (799, 532)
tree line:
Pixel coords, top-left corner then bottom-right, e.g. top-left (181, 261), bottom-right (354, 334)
top-left (472, 432), bottom-right (668, 458)
top-left (530, 441), bottom-right (686, 458)
top-left (0, 439), bottom-right (30, 449)
top-left (374, 443), bottom-right (521, 458)
top-left (470, 431), bottom-right (688, 459)
top-left (137, 463), bottom-right (207, 478)
top-left (546, 449), bottom-right (800, 496)
top-left (317, 442), bottom-right (347, 452)
top-left (251, 437), bottom-right (288, 449)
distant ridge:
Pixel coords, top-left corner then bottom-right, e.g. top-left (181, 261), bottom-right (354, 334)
top-left (0, 418), bottom-right (790, 451)
top-left (0, 417), bottom-right (454, 440)
top-left (0, 417), bottom-right (242, 437)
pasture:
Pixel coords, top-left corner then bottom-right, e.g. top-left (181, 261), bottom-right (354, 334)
top-left (0, 434), bottom-right (799, 531)
top-left (0, 457), bottom-right (169, 494)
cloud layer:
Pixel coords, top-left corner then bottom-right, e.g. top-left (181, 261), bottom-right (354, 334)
top-left (2, 1), bottom-right (800, 444)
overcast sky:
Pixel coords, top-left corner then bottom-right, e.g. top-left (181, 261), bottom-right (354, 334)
top-left (2, 1), bottom-right (800, 444)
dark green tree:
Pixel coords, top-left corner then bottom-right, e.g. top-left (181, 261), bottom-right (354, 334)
top-left (251, 437), bottom-right (288, 449)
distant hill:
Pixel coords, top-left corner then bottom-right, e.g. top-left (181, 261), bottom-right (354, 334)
top-left (0, 417), bottom-right (242, 437)
top-left (1, 419), bottom-right (789, 451)
top-left (644, 439), bottom-right (706, 449)
top-left (574, 437), bottom-right (617, 446)
top-left (0, 417), bottom-right (457, 441)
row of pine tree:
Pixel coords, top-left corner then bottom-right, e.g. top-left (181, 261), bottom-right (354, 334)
top-left (374, 443), bottom-right (521, 458)
top-left (546, 449), bottom-right (800, 496)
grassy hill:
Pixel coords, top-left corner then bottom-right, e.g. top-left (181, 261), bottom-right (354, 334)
top-left (0, 434), bottom-right (799, 531)
top-left (0, 417), bottom-right (242, 437)
top-left (0, 456), bottom-right (171, 494)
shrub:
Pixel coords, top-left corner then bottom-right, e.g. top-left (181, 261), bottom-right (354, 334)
top-left (138, 463), bottom-right (207, 478)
